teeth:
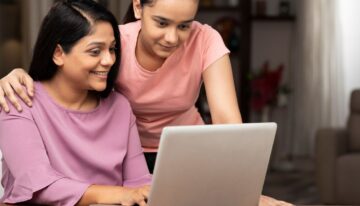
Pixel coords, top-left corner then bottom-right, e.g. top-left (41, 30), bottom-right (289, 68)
top-left (92, 71), bottom-right (108, 75)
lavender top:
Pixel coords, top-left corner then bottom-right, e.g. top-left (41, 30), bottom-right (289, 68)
top-left (0, 82), bottom-right (152, 205)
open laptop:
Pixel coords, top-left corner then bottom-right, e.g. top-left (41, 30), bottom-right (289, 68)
top-left (92, 123), bottom-right (276, 206)
top-left (147, 123), bottom-right (277, 206)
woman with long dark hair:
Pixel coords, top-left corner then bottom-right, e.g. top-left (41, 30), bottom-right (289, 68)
top-left (0, 1), bottom-right (150, 205)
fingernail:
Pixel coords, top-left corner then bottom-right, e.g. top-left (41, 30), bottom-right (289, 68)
top-left (27, 102), bottom-right (32, 107)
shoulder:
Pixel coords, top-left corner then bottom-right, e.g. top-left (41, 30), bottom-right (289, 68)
top-left (119, 21), bottom-right (141, 40)
top-left (103, 91), bottom-right (132, 111)
top-left (185, 21), bottom-right (223, 47)
top-left (190, 21), bottom-right (220, 38)
top-left (193, 21), bottom-right (216, 32)
top-left (100, 91), bottom-right (135, 123)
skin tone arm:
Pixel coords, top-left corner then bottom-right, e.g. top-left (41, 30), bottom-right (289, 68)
top-left (0, 68), bottom-right (34, 112)
top-left (203, 54), bottom-right (242, 124)
top-left (77, 184), bottom-right (150, 206)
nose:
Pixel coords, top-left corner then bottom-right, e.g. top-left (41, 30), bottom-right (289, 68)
top-left (101, 50), bottom-right (115, 67)
top-left (164, 27), bottom-right (179, 45)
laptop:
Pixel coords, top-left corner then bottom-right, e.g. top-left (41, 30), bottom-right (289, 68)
top-left (91, 123), bottom-right (276, 206)
top-left (147, 123), bottom-right (277, 206)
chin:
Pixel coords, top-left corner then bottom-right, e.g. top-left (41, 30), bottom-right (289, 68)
top-left (96, 87), bottom-right (107, 92)
top-left (156, 51), bottom-right (173, 59)
top-left (92, 85), bottom-right (107, 92)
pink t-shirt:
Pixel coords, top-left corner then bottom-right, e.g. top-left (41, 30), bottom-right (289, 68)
top-left (117, 21), bottom-right (230, 151)
top-left (0, 82), bottom-right (151, 205)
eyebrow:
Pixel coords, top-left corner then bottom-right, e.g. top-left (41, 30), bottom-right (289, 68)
top-left (152, 16), bottom-right (194, 24)
top-left (87, 40), bottom-right (116, 47)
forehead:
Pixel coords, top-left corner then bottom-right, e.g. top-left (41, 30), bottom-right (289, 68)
top-left (90, 22), bottom-right (114, 35)
top-left (76, 22), bottom-right (115, 45)
top-left (145, 0), bottom-right (198, 22)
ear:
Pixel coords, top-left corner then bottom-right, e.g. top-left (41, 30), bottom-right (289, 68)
top-left (133, 0), bottom-right (142, 20)
top-left (52, 45), bottom-right (65, 66)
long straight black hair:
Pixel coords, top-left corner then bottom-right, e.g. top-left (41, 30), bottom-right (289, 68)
top-left (28, 0), bottom-right (121, 98)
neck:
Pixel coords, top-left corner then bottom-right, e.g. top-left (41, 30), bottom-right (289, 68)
top-left (136, 31), bottom-right (165, 71)
top-left (42, 76), bottom-right (98, 111)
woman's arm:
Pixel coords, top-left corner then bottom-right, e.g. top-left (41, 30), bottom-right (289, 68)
top-left (0, 68), bottom-right (34, 112)
top-left (203, 54), bottom-right (242, 124)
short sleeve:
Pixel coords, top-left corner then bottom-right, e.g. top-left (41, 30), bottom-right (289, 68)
top-left (201, 24), bottom-right (230, 71)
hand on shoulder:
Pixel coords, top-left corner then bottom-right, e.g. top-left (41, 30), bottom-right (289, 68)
top-left (0, 68), bottom-right (34, 112)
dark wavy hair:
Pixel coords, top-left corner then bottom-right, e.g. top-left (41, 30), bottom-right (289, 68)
top-left (28, 0), bottom-right (121, 98)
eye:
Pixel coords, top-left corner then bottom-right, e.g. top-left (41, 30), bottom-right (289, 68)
top-left (178, 24), bottom-right (190, 30)
top-left (89, 48), bottom-right (101, 56)
top-left (109, 46), bottom-right (117, 53)
top-left (157, 20), bottom-right (168, 27)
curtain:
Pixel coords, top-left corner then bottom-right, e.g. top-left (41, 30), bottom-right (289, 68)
top-left (289, 0), bottom-right (346, 156)
top-left (0, 2), bottom-right (21, 77)
top-left (339, 0), bottom-right (360, 116)
top-left (20, 0), bottom-right (54, 68)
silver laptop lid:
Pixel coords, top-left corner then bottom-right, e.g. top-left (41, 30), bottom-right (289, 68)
top-left (148, 123), bottom-right (277, 206)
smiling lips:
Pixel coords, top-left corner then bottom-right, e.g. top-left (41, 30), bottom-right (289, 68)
top-left (159, 44), bottom-right (177, 51)
top-left (90, 71), bottom-right (108, 79)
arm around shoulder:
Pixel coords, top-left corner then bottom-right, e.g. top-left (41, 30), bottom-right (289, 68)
top-left (0, 68), bottom-right (34, 112)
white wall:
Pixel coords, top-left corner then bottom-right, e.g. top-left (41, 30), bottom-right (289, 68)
top-left (339, 0), bottom-right (360, 112)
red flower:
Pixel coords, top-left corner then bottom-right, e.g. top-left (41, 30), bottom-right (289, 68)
top-left (250, 62), bottom-right (283, 112)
